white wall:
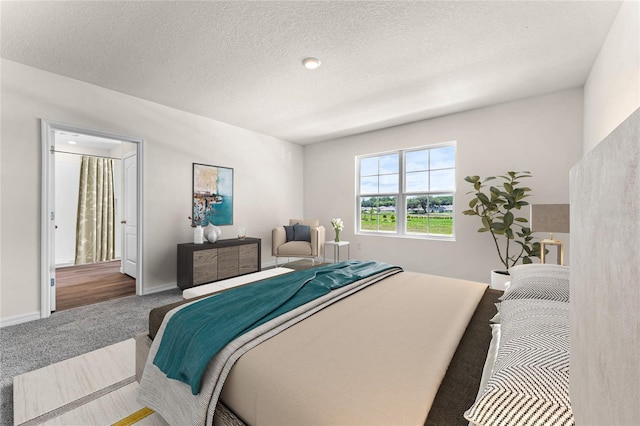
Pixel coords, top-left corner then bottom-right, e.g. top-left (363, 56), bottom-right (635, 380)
top-left (0, 59), bottom-right (303, 322)
top-left (304, 89), bottom-right (583, 283)
top-left (584, 0), bottom-right (640, 153)
top-left (55, 152), bottom-right (83, 265)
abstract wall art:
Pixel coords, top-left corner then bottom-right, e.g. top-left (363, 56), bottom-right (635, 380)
top-left (192, 163), bottom-right (233, 226)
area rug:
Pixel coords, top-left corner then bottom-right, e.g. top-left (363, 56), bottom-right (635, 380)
top-left (13, 339), bottom-right (166, 425)
top-left (1, 288), bottom-right (183, 425)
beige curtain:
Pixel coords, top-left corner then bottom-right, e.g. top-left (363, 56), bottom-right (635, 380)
top-left (75, 156), bottom-right (116, 265)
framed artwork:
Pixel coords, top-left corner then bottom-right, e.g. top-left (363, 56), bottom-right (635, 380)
top-left (192, 163), bottom-right (233, 226)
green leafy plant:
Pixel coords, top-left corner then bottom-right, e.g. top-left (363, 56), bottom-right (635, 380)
top-left (462, 171), bottom-right (541, 270)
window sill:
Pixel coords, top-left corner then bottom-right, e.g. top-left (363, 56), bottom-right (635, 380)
top-left (355, 231), bottom-right (455, 242)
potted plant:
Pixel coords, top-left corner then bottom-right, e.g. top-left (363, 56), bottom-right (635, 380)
top-left (462, 171), bottom-right (542, 289)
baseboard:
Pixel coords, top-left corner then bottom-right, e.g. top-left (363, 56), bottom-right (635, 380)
top-left (142, 282), bottom-right (178, 295)
top-left (1, 311), bottom-right (41, 328)
top-left (261, 259), bottom-right (277, 269)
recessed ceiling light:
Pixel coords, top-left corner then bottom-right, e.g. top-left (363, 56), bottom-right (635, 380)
top-left (68, 140), bottom-right (77, 145)
top-left (302, 57), bottom-right (321, 70)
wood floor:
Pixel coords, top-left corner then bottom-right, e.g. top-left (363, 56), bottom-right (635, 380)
top-left (56, 260), bottom-right (136, 311)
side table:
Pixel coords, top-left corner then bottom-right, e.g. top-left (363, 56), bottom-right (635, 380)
top-left (324, 241), bottom-right (350, 263)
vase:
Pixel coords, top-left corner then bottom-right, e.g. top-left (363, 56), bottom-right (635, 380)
top-left (204, 223), bottom-right (218, 243)
top-left (334, 230), bottom-right (340, 242)
top-left (193, 225), bottom-right (204, 244)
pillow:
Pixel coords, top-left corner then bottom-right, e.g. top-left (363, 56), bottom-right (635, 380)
top-left (293, 223), bottom-right (311, 242)
top-left (501, 264), bottom-right (570, 303)
top-left (465, 299), bottom-right (574, 426)
top-left (509, 264), bottom-right (570, 283)
top-left (283, 225), bottom-right (295, 242)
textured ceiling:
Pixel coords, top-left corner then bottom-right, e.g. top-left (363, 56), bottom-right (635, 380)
top-left (0, 1), bottom-right (621, 144)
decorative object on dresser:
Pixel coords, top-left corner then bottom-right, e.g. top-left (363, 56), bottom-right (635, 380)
top-left (272, 219), bottom-right (325, 266)
top-left (530, 204), bottom-right (570, 265)
top-left (193, 224), bottom-right (204, 244)
top-left (463, 171), bottom-right (543, 289)
top-left (177, 238), bottom-right (261, 290)
top-left (204, 223), bottom-right (222, 243)
top-left (192, 163), bottom-right (234, 226)
top-left (237, 226), bottom-right (246, 239)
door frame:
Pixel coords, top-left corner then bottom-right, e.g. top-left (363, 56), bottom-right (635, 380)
top-left (40, 119), bottom-right (145, 318)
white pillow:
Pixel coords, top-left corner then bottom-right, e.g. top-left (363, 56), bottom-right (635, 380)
top-left (501, 264), bottom-right (570, 302)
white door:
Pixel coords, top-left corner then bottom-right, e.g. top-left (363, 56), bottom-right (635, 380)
top-left (122, 153), bottom-right (137, 278)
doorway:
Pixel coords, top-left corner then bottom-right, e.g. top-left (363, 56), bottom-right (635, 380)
top-left (41, 120), bottom-right (144, 318)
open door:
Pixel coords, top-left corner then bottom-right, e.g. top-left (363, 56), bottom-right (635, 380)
top-left (41, 120), bottom-right (144, 319)
top-left (122, 152), bottom-right (137, 278)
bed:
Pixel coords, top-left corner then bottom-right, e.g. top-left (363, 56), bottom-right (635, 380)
top-left (137, 261), bottom-right (502, 425)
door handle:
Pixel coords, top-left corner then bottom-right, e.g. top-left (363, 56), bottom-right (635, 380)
top-left (121, 220), bottom-right (127, 224)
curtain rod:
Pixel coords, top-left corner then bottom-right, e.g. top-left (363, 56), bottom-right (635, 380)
top-left (50, 149), bottom-right (122, 161)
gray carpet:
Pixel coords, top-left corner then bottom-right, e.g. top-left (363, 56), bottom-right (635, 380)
top-left (0, 288), bottom-right (183, 426)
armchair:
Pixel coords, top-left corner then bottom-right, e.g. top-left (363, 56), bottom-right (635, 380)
top-left (272, 219), bottom-right (325, 266)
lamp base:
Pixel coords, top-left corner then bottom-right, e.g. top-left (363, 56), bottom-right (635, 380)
top-left (540, 238), bottom-right (564, 265)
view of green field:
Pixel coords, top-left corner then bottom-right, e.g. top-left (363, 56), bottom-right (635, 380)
top-left (360, 213), bottom-right (453, 235)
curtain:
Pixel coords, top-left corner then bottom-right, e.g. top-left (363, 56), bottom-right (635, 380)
top-left (75, 156), bottom-right (115, 265)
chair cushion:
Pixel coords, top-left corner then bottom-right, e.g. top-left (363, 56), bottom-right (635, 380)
top-left (278, 241), bottom-right (312, 256)
top-left (293, 224), bottom-right (311, 242)
top-left (284, 225), bottom-right (295, 242)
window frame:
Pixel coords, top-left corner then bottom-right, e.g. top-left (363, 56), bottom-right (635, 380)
top-left (356, 142), bottom-right (456, 240)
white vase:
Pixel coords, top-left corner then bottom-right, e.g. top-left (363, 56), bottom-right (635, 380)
top-left (204, 223), bottom-right (219, 243)
top-left (193, 225), bottom-right (204, 244)
top-left (490, 269), bottom-right (510, 291)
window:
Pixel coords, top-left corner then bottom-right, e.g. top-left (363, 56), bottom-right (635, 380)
top-left (356, 143), bottom-right (455, 239)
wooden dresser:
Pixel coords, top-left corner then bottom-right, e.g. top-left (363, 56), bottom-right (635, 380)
top-left (177, 238), bottom-right (261, 290)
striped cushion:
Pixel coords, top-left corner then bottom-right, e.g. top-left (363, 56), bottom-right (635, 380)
top-left (501, 264), bottom-right (570, 302)
top-left (465, 300), bottom-right (574, 426)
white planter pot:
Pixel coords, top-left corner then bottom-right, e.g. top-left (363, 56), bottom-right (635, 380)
top-left (490, 270), bottom-right (510, 291)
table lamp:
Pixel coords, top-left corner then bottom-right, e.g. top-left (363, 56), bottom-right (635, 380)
top-left (530, 204), bottom-right (570, 265)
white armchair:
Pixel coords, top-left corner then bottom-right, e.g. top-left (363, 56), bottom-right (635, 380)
top-left (272, 219), bottom-right (325, 266)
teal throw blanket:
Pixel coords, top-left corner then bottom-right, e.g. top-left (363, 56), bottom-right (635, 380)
top-left (153, 260), bottom-right (400, 394)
